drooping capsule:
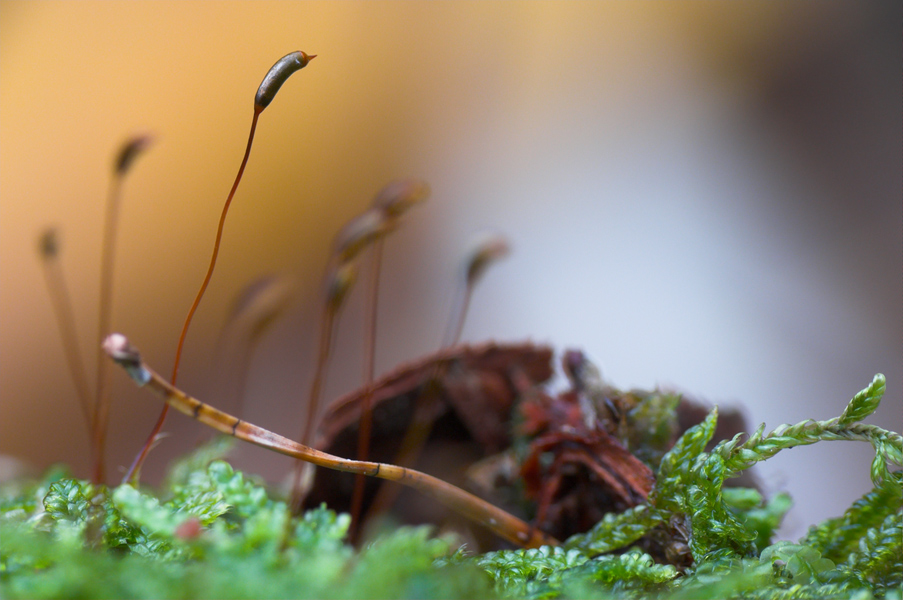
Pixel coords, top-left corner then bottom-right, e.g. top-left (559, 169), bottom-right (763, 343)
top-left (114, 134), bottom-right (154, 176)
top-left (254, 51), bottom-right (316, 111)
top-left (226, 274), bottom-right (297, 338)
top-left (372, 179), bottom-right (431, 220)
top-left (39, 228), bottom-right (59, 259)
top-left (464, 231), bottom-right (511, 288)
top-left (331, 208), bottom-right (390, 266)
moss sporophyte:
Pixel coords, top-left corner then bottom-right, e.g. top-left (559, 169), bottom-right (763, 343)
top-left (7, 51), bottom-right (901, 599)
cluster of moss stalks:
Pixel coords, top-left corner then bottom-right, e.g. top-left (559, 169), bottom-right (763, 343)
top-left (1, 374), bottom-right (899, 599)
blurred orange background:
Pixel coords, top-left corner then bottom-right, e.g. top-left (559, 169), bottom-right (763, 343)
top-left (1, 1), bottom-right (900, 539)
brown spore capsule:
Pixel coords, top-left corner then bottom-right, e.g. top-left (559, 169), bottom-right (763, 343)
top-left (39, 228), bottom-right (59, 259)
top-left (254, 51), bottom-right (316, 111)
top-left (465, 232), bottom-right (511, 288)
top-left (332, 208), bottom-right (389, 266)
top-left (114, 134), bottom-right (154, 176)
top-left (372, 179), bottom-right (431, 220)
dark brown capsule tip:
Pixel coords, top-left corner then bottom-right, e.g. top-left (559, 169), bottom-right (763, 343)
top-left (39, 228), bottom-right (59, 258)
top-left (465, 232), bottom-right (511, 286)
top-left (114, 135), bottom-right (154, 175)
top-left (254, 51), bottom-right (315, 111)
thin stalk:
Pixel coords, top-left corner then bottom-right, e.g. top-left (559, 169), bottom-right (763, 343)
top-left (443, 232), bottom-right (510, 350)
top-left (290, 210), bottom-right (385, 518)
top-left (287, 302), bottom-right (336, 511)
top-left (301, 278), bottom-right (351, 446)
top-left (91, 173), bottom-right (125, 484)
top-left (441, 281), bottom-right (472, 351)
top-left (124, 108), bottom-right (262, 484)
top-left (349, 239), bottom-right (383, 541)
top-left (288, 263), bottom-right (353, 514)
top-left (90, 134), bottom-right (154, 484)
top-left (104, 333), bottom-right (558, 549)
top-left (231, 338), bottom-right (255, 420)
top-left (38, 230), bottom-right (94, 444)
top-left (214, 274), bottom-right (295, 420)
top-left (123, 51), bottom-right (314, 484)
top-left (361, 381), bottom-right (443, 524)
top-left (366, 233), bottom-right (509, 523)
top-left (345, 180), bottom-right (429, 538)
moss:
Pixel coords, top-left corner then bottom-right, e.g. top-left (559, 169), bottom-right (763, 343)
top-left (2, 375), bottom-right (899, 599)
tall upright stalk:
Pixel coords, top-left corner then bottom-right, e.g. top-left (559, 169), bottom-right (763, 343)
top-left (92, 135), bottom-right (153, 483)
top-left (38, 230), bottom-right (93, 443)
top-left (123, 52), bottom-right (315, 484)
top-left (348, 180), bottom-right (429, 540)
top-left (364, 232), bottom-right (510, 524)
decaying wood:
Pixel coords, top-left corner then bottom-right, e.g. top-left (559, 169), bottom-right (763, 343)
top-left (305, 342), bottom-right (554, 521)
top-left (313, 342), bottom-right (554, 453)
top-left (516, 382), bottom-right (655, 540)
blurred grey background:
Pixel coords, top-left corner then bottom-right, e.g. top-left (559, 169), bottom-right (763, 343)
top-left (1, 1), bottom-right (900, 539)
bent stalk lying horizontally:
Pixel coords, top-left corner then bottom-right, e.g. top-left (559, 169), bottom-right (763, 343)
top-left (103, 333), bottom-right (558, 549)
